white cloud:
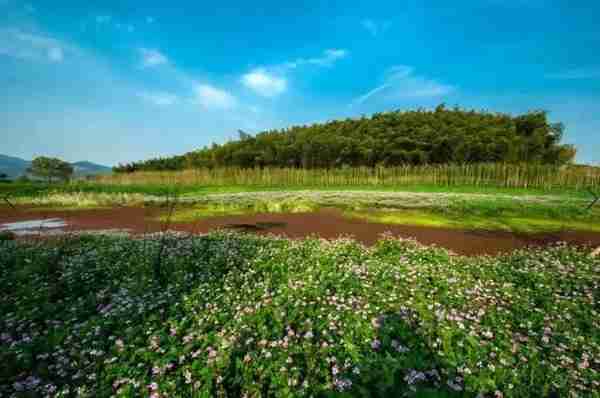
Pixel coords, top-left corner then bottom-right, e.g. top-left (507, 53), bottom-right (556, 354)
top-left (194, 84), bottom-right (237, 109)
top-left (240, 49), bottom-right (347, 98)
top-left (241, 68), bottom-right (287, 97)
top-left (137, 91), bottom-right (178, 106)
top-left (545, 68), bottom-right (600, 80)
top-left (48, 47), bottom-right (63, 62)
top-left (309, 49), bottom-right (348, 66)
top-left (352, 65), bottom-right (454, 105)
top-left (0, 28), bottom-right (67, 62)
top-left (139, 48), bottom-right (168, 68)
top-left (361, 19), bottom-right (391, 37)
top-left (285, 48), bottom-right (348, 69)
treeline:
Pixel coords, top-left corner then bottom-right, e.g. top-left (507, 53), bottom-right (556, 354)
top-left (114, 106), bottom-right (576, 172)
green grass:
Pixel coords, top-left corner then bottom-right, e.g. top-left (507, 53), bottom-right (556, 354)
top-left (344, 194), bottom-right (600, 233)
top-left (154, 190), bottom-right (600, 233)
top-left (345, 209), bottom-right (600, 233)
top-left (1, 181), bottom-right (595, 200)
top-left (3, 183), bottom-right (599, 234)
top-left (1, 233), bottom-right (598, 397)
top-left (161, 201), bottom-right (318, 222)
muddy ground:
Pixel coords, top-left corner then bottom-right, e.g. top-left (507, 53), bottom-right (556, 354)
top-left (2, 206), bottom-right (600, 256)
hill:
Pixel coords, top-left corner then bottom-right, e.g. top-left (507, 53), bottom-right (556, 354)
top-left (71, 161), bottom-right (112, 177)
top-left (0, 155), bottom-right (31, 179)
top-left (0, 155), bottom-right (111, 179)
top-left (113, 106), bottom-right (577, 173)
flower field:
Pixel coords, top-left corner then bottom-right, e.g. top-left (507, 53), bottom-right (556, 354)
top-left (1, 232), bottom-right (599, 397)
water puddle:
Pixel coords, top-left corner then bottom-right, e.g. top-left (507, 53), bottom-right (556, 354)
top-left (0, 218), bottom-right (67, 236)
top-left (224, 221), bottom-right (287, 232)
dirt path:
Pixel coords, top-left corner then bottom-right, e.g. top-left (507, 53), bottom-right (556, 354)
top-left (2, 206), bottom-right (600, 256)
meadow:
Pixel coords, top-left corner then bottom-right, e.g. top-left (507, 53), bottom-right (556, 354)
top-left (1, 232), bottom-right (599, 397)
top-left (3, 176), bottom-right (600, 234)
top-left (1, 164), bottom-right (600, 397)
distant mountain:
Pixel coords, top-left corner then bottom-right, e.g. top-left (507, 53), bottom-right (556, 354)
top-left (71, 161), bottom-right (112, 177)
top-left (0, 155), bottom-right (111, 179)
top-left (0, 155), bottom-right (31, 178)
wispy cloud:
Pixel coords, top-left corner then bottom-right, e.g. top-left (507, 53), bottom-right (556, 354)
top-left (139, 48), bottom-right (168, 68)
top-left (137, 91), bottom-right (178, 106)
top-left (284, 48), bottom-right (348, 69)
top-left (240, 49), bottom-right (347, 98)
top-left (241, 68), bottom-right (287, 97)
top-left (361, 19), bottom-right (391, 37)
top-left (95, 15), bottom-right (135, 32)
top-left (0, 28), bottom-right (68, 63)
top-left (352, 65), bottom-right (454, 105)
top-left (545, 67), bottom-right (600, 80)
top-left (48, 47), bottom-right (63, 62)
top-left (193, 84), bottom-right (237, 109)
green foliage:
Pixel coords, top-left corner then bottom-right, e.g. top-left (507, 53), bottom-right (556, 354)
top-left (114, 107), bottom-right (576, 173)
top-left (0, 234), bottom-right (598, 397)
top-left (27, 156), bottom-right (74, 183)
top-left (102, 163), bottom-right (600, 191)
top-left (0, 231), bottom-right (15, 241)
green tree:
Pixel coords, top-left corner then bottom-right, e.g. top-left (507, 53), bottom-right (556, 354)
top-left (113, 106), bottom-right (577, 172)
top-left (27, 156), bottom-right (74, 183)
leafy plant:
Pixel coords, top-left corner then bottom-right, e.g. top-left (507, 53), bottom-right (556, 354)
top-left (1, 233), bottom-right (598, 397)
top-left (27, 156), bottom-right (74, 183)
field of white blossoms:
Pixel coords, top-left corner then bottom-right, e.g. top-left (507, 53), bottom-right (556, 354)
top-left (1, 232), bottom-right (598, 397)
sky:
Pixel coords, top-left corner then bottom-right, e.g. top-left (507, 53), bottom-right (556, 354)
top-left (1, 0), bottom-right (600, 166)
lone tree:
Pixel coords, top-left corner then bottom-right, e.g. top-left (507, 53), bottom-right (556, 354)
top-left (27, 156), bottom-right (73, 183)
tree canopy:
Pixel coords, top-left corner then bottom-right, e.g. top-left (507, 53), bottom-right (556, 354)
top-left (114, 106), bottom-right (576, 173)
top-left (28, 156), bottom-right (74, 182)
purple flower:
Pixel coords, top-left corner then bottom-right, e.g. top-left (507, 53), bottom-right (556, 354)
top-left (333, 378), bottom-right (353, 392)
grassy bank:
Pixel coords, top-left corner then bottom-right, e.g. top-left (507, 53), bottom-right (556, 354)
top-left (1, 181), bottom-right (595, 201)
top-left (2, 184), bottom-right (599, 233)
top-left (153, 191), bottom-right (600, 233)
top-left (1, 233), bottom-right (598, 397)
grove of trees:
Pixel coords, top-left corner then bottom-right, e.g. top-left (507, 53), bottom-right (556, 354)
top-left (28, 156), bottom-right (74, 182)
top-left (114, 106), bottom-right (576, 173)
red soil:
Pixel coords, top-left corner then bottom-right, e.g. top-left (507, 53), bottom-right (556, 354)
top-left (2, 206), bottom-right (600, 256)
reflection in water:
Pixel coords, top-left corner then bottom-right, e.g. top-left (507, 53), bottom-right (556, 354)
top-left (0, 218), bottom-right (67, 235)
top-left (224, 221), bottom-right (287, 232)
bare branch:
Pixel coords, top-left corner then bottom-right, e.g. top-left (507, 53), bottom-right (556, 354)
top-left (586, 189), bottom-right (599, 211)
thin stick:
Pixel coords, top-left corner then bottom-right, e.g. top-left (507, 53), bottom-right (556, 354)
top-left (586, 189), bottom-right (599, 211)
top-left (2, 195), bottom-right (16, 210)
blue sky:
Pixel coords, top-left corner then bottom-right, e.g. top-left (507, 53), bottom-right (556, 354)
top-left (1, 0), bottom-right (600, 166)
